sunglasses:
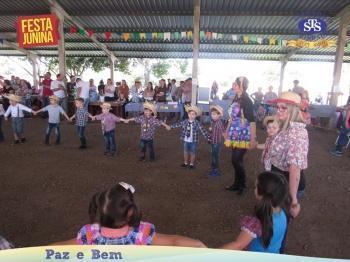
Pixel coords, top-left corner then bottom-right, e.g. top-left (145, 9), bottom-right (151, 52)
top-left (276, 105), bottom-right (288, 112)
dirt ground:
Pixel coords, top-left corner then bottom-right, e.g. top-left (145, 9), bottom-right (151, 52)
top-left (0, 117), bottom-right (349, 259)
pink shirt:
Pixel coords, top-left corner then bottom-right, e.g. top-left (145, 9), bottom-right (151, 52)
top-left (95, 112), bottom-right (120, 132)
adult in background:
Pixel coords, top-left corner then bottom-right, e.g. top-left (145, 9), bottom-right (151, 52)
top-left (210, 81), bottom-right (219, 101)
top-left (66, 75), bottom-right (76, 100)
top-left (222, 84), bottom-right (236, 100)
top-left (98, 80), bottom-right (105, 96)
top-left (170, 79), bottom-right (178, 102)
top-left (42, 72), bottom-right (53, 110)
top-left (50, 73), bottom-right (68, 112)
top-left (330, 105), bottom-right (350, 157)
top-left (130, 80), bottom-right (142, 103)
top-left (225, 77), bottom-right (256, 195)
top-left (154, 79), bottom-right (167, 103)
top-left (269, 91), bottom-right (308, 218)
top-left (104, 78), bottom-right (116, 102)
top-left (76, 78), bottom-right (90, 109)
top-left (292, 80), bottom-right (304, 96)
top-left (89, 79), bottom-right (99, 103)
top-left (144, 82), bottom-right (155, 102)
top-left (263, 86), bottom-right (278, 115)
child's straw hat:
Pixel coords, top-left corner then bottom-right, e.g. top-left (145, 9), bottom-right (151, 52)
top-left (263, 116), bottom-right (278, 127)
top-left (143, 102), bottom-right (157, 115)
top-left (185, 105), bottom-right (201, 116)
top-left (49, 95), bottom-right (59, 102)
top-left (210, 105), bottom-right (224, 116)
top-left (5, 94), bottom-right (22, 103)
top-left (100, 102), bottom-right (112, 110)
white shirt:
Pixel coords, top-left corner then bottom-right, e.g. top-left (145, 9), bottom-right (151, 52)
top-left (4, 103), bottom-right (32, 118)
top-left (104, 84), bottom-right (116, 98)
top-left (50, 80), bottom-right (66, 98)
top-left (0, 104), bottom-right (5, 116)
top-left (184, 121), bottom-right (194, 143)
top-left (77, 81), bottom-right (90, 99)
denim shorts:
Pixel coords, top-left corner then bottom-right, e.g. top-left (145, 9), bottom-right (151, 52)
top-left (11, 117), bottom-right (24, 134)
top-left (183, 141), bottom-right (197, 153)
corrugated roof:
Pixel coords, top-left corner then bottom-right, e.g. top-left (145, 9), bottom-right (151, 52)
top-left (0, 0), bottom-right (350, 62)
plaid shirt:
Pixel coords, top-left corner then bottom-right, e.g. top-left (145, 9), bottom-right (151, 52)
top-left (0, 235), bottom-right (14, 250)
top-left (134, 115), bottom-right (162, 140)
top-left (170, 119), bottom-right (209, 142)
top-left (209, 119), bottom-right (226, 144)
top-left (75, 108), bottom-right (89, 127)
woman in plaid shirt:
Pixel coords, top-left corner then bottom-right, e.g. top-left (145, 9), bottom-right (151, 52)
top-left (167, 105), bottom-right (210, 169)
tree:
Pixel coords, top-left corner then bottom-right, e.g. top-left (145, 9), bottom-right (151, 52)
top-left (40, 57), bottom-right (130, 77)
top-left (151, 60), bottom-right (171, 79)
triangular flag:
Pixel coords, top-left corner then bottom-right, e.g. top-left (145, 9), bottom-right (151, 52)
top-left (181, 32), bottom-right (187, 39)
top-left (114, 32), bottom-right (122, 39)
top-left (140, 33), bottom-right (146, 40)
top-left (257, 37), bottom-right (263, 44)
top-left (69, 26), bottom-right (77, 33)
top-left (217, 33), bottom-right (223, 39)
top-left (263, 38), bottom-right (269, 45)
top-left (87, 29), bottom-right (94, 37)
top-left (269, 38), bottom-right (277, 45)
top-left (105, 31), bottom-right (111, 40)
top-left (78, 28), bottom-right (85, 36)
top-left (132, 32), bottom-right (140, 40)
top-left (171, 32), bottom-right (176, 40)
top-left (282, 40), bottom-right (288, 47)
top-left (277, 39), bottom-right (282, 46)
top-left (152, 32), bottom-right (158, 39)
top-left (146, 32), bottom-right (152, 40)
top-left (250, 36), bottom-right (257, 44)
top-left (206, 32), bottom-right (212, 40)
top-left (347, 42), bottom-right (350, 49)
top-left (157, 32), bottom-right (164, 40)
top-left (238, 36), bottom-right (244, 44)
top-left (243, 36), bottom-right (249, 44)
top-left (164, 32), bottom-right (171, 41)
top-left (174, 32), bottom-right (181, 40)
top-left (200, 31), bottom-right (205, 39)
top-left (186, 31), bottom-right (193, 39)
top-left (212, 32), bottom-right (218, 39)
top-left (232, 35), bottom-right (238, 42)
top-left (122, 33), bottom-right (130, 41)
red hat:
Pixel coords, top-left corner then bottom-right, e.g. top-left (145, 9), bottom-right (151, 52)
top-left (269, 91), bottom-right (301, 105)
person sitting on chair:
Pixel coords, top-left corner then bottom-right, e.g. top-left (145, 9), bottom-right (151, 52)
top-left (330, 105), bottom-right (350, 157)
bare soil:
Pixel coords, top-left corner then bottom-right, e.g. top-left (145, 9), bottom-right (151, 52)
top-left (0, 118), bottom-right (349, 259)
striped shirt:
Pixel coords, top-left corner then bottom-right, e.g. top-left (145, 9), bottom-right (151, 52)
top-left (210, 119), bottom-right (226, 144)
top-left (75, 107), bottom-right (89, 127)
top-left (134, 115), bottom-right (162, 140)
top-left (170, 119), bottom-right (209, 142)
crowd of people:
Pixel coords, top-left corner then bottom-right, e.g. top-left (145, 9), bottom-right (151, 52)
top-left (0, 72), bottom-right (348, 255)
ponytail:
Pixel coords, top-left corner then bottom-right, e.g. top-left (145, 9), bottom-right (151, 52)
top-left (255, 196), bottom-right (274, 248)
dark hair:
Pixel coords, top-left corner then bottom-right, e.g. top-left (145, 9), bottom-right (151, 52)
top-left (235, 76), bottom-right (249, 92)
top-left (76, 78), bottom-right (81, 82)
top-left (147, 82), bottom-right (153, 90)
top-left (88, 184), bottom-right (141, 229)
top-left (56, 73), bottom-right (61, 78)
top-left (255, 172), bottom-right (289, 248)
top-left (75, 98), bottom-right (84, 103)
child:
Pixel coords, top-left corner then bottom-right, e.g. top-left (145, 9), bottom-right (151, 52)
top-left (34, 95), bottom-right (70, 145)
top-left (0, 103), bottom-right (4, 142)
top-left (168, 105), bottom-right (209, 169)
top-left (4, 94), bottom-right (33, 144)
top-left (70, 98), bottom-right (93, 149)
top-left (256, 116), bottom-right (279, 171)
top-left (221, 171), bottom-right (289, 253)
top-left (93, 103), bottom-right (127, 156)
top-left (208, 105), bottom-right (226, 176)
top-left (127, 102), bottom-right (169, 161)
top-left (48, 182), bottom-right (204, 247)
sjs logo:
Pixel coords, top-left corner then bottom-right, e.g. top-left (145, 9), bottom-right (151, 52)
top-left (298, 18), bottom-right (327, 34)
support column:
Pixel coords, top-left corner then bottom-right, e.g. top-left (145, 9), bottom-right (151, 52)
top-left (279, 59), bottom-right (287, 96)
top-left (330, 14), bottom-right (350, 106)
top-left (52, 7), bottom-right (66, 79)
top-left (30, 56), bottom-right (39, 89)
top-left (191, 0), bottom-right (201, 106)
top-left (109, 56), bottom-right (115, 83)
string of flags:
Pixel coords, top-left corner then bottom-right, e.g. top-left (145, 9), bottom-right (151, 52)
top-left (67, 25), bottom-right (337, 49)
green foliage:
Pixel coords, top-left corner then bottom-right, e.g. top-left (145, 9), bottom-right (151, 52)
top-left (151, 61), bottom-right (171, 78)
top-left (176, 60), bottom-right (189, 74)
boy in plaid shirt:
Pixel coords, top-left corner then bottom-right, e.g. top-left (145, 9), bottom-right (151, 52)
top-left (167, 105), bottom-right (209, 169)
top-left (127, 102), bottom-right (169, 161)
top-left (70, 98), bottom-right (93, 149)
top-left (208, 105), bottom-right (226, 177)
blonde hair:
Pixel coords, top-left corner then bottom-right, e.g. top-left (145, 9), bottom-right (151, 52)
top-left (281, 104), bottom-right (304, 131)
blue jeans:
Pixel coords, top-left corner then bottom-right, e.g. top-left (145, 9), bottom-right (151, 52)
top-left (211, 143), bottom-right (222, 169)
top-left (183, 141), bottom-right (197, 153)
top-left (83, 98), bottom-right (89, 110)
top-left (103, 129), bottom-right (116, 153)
top-left (77, 126), bottom-right (86, 147)
top-left (140, 139), bottom-right (155, 159)
top-left (335, 127), bottom-right (350, 152)
top-left (11, 117), bottom-right (24, 136)
top-left (0, 116), bottom-right (4, 142)
top-left (59, 97), bottom-right (68, 113)
top-left (45, 123), bottom-right (60, 144)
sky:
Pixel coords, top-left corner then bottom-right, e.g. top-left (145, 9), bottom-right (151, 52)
top-left (1, 56), bottom-right (350, 105)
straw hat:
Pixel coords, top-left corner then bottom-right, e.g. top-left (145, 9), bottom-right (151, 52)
top-left (49, 95), bottom-right (59, 102)
top-left (185, 105), bottom-right (202, 116)
top-left (143, 102), bottom-right (157, 115)
top-left (269, 91), bottom-right (301, 105)
top-left (100, 102), bottom-right (112, 110)
top-left (5, 94), bottom-right (22, 102)
top-left (263, 116), bottom-right (278, 127)
top-left (210, 105), bottom-right (224, 116)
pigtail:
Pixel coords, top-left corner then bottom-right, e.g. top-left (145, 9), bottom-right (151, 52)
top-left (255, 197), bottom-right (273, 248)
top-left (88, 191), bottom-right (105, 224)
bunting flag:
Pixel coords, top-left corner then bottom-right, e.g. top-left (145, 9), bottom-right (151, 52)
top-left (347, 42), bottom-right (350, 49)
top-left (164, 32), bottom-right (171, 41)
top-left (205, 31), bottom-right (212, 40)
top-left (140, 32), bottom-right (146, 40)
top-left (69, 26), bottom-right (77, 34)
top-left (122, 33), bottom-right (130, 41)
top-left (200, 31), bottom-right (205, 39)
top-left (186, 31), bottom-right (193, 39)
top-left (217, 33), bottom-right (223, 39)
top-left (78, 28), bottom-right (85, 36)
top-left (243, 36), bottom-right (249, 44)
top-left (181, 32), bottom-right (187, 38)
top-left (232, 35), bottom-right (238, 42)
top-left (249, 36), bottom-right (257, 44)
top-left (132, 32), bottom-right (140, 40)
top-left (105, 31), bottom-right (111, 40)
top-left (212, 32), bottom-right (218, 39)
top-left (172, 32), bottom-right (181, 40)
top-left (87, 29), bottom-right (94, 37)
top-left (114, 32), bottom-right (122, 39)
top-left (238, 35), bottom-right (244, 44)
top-left (257, 37), bottom-right (263, 44)
top-left (152, 32), bottom-right (158, 39)
top-left (157, 32), bottom-right (164, 40)
top-left (269, 38), bottom-right (277, 45)
top-left (282, 40), bottom-right (288, 47)
top-left (146, 32), bottom-right (152, 40)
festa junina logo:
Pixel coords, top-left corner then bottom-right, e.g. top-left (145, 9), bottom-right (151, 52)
top-left (298, 18), bottom-right (327, 34)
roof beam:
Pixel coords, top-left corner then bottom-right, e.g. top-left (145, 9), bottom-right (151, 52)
top-left (47, 0), bottom-right (116, 61)
top-left (1, 40), bottom-right (39, 60)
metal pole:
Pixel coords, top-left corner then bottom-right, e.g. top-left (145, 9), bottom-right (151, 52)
top-left (191, 0), bottom-right (200, 106)
top-left (52, 7), bottom-right (66, 79)
top-left (330, 14), bottom-right (350, 106)
top-left (31, 56), bottom-right (39, 88)
top-left (109, 57), bottom-right (115, 83)
top-left (279, 59), bottom-right (287, 96)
